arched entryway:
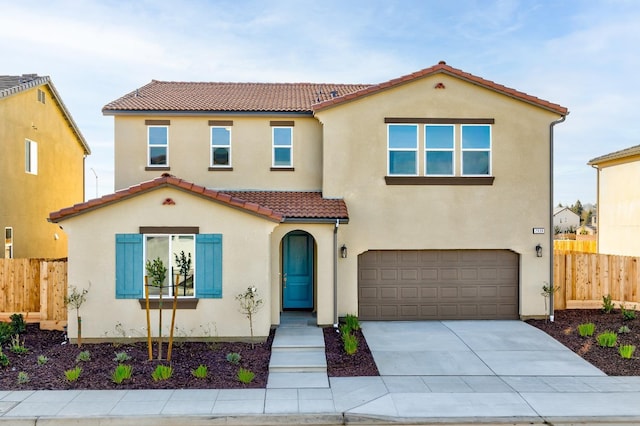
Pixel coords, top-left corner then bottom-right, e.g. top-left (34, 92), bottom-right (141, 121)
top-left (282, 230), bottom-right (315, 310)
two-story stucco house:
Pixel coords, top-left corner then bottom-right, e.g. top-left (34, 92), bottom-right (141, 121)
top-left (50, 62), bottom-right (568, 341)
top-left (553, 206), bottom-right (580, 234)
top-left (1, 74), bottom-right (90, 259)
top-left (588, 144), bottom-right (640, 256)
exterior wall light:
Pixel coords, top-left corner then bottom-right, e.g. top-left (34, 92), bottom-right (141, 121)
top-left (535, 244), bottom-right (543, 257)
top-left (340, 244), bottom-right (348, 259)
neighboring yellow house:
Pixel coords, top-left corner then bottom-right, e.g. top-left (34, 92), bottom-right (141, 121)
top-left (1, 74), bottom-right (90, 259)
top-left (588, 145), bottom-right (640, 256)
top-left (51, 63), bottom-right (568, 341)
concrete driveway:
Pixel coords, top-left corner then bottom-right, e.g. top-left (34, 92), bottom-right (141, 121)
top-left (361, 320), bottom-right (605, 377)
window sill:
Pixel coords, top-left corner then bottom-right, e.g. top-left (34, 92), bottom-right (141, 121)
top-left (145, 166), bottom-right (170, 171)
top-left (270, 167), bottom-right (295, 171)
top-left (138, 298), bottom-right (199, 309)
top-left (208, 167), bottom-right (233, 171)
top-left (385, 176), bottom-right (495, 185)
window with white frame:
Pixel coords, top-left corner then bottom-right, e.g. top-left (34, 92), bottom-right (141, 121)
top-left (388, 124), bottom-right (418, 175)
top-left (25, 139), bottom-right (37, 174)
top-left (145, 234), bottom-right (195, 297)
top-left (4, 227), bottom-right (13, 259)
top-left (461, 125), bottom-right (491, 175)
top-left (425, 125), bottom-right (454, 175)
top-left (37, 89), bottom-right (46, 104)
top-left (210, 126), bottom-right (231, 167)
top-left (147, 126), bottom-right (168, 166)
top-left (272, 127), bottom-right (293, 167)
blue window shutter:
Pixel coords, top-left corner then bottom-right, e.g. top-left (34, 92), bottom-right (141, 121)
top-left (196, 234), bottom-right (222, 298)
top-left (115, 234), bottom-right (143, 299)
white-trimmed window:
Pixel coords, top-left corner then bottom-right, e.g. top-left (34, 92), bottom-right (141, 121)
top-left (425, 125), bottom-right (454, 175)
top-left (4, 227), bottom-right (13, 259)
top-left (210, 126), bottom-right (232, 167)
top-left (272, 127), bottom-right (293, 167)
top-left (25, 139), bottom-right (37, 174)
top-left (461, 125), bottom-right (491, 175)
top-left (37, 89), bottom-right (46, 104)
top-left (144, 234), bottom-right (195, 297)
top-left (147, 126), bottom-right (169, 166)
top-left (388, 124), bottom-right (418, 175)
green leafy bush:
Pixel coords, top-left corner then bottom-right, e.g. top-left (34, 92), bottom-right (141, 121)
top-left (345, 314), bottom-right (360, 331)
top-left (343, 332), bottom-right (358, 355)
top-left (620, 304), bottom-right (637, 321)
top-left (0, 347), bottom-right (9, 367)
top-left (339, 323), bottom-right (351, 336)
top-left (10, 313), bottom-right (26, 335)
top-left (191, 364), bottom-right (208, 379)
top-left (17, 371), bottom-right (29, 385)
top-left (596, 331), bottom-right (618, 347)
top-left (112, 364), bottom-right (133, 384)
top-left (226, 352), bottom-right (241, 364)
top-left (10, 334), bottom-right (28, 354)
top-left (619, 325), bottom-right (631, 334)
top-left (577, 323), bottom-right (595, 337)
top-left (151, 365), bottom-right (173, 381)
top-left (76, 350), bottom-right (91, 362)
top-left (65, 366), bottom-right (82, 382)
top-left (237, 367), bottom-right (255, 384)
top-left (619, 344), bottom-right (636, 359)
top-left (602, 294), bottom-right (614, 313)
top-left (113, 351), bottom-right (132, 363)
top-left (37, 355), bottom-right (49, 365)
top-left (0, 322), bottom-right (13, 344)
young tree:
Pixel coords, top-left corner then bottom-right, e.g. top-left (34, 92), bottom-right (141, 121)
top-left (236, 287), bottom-right (264, 349)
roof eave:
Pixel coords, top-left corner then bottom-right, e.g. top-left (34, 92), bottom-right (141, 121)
top-left (102, 109), bottom-right (313, 117)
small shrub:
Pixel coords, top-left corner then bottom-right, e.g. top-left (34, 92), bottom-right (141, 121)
top-left (17, 371), bottom-right (29, 385)
top-left (37, 355), bottom-right (49, 365)
top-left (76, 350), bottom-right (91, 362)
top-left (596, 330), bottom-right (618, 347)
top-left (619, 344), bottom-right (636, 359)
top-left (344, 314), bottom-right (360, 331)
top-left (577, 323), bottom-right (595, 337)
top-left (343, 332), bottom-right (358, 355)
top-left (619, 325), bottom-right (631, 334)
top-left (237, 367), bottom-right (255, 384)
top-left (602, 294), bottom-right (614, 314)
top-left (0, 348), bottom-right (9, 367)
top-left (10, 313), bottom-right (26, 335)
top-left (226, 352), bottom-right (241, 364)
top-left (65, 366), bottom-right (82, 382)
top-left (113, 351), bottom-right (132, 363)
top-left (620, 304), bottom-right (637, 321)
top-left (151, 365), bottom-right (173, 381)
top-left (112, 364), bottom-right (133, 384)
top-left (0, 322), bottom-right (13, 344)
top-left (339, 323), bottom-right (351, 336)
top-left (10, 334), bottom-right (28, 354)
top-left (191, 364), bottom-right (208, 379)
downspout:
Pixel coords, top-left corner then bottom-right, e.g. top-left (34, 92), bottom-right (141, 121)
top-left (333, 219), bottom-right (339, 328)
top-left (549, 114), bottom-right (567, 322)
top-left (590, 163), bottom-right (600, 253)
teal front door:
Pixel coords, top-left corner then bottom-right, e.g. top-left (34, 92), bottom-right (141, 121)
top-left (282, 231), bottom-right (313, 309)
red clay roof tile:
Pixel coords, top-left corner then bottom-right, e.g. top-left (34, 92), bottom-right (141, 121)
top-left (49, 175), bottom-right (348, 223)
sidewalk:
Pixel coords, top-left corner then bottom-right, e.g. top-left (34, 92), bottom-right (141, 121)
top-left (3, 319), bottom-right (640, 425)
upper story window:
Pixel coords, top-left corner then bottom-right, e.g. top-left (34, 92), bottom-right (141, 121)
top-left (461, 125), bottom-right (491, 175)
top-left (37, 89), bottom-right (46, 104)
top-left (388, 124), bottom-right (418, 175)
top-left (211, 126), bottom-right (232, 167)
top-left (425, 125), bottom-right (454, 176)
top-left (25, 139), bottom-right (38, 174)
top-left (272, 126), bottom-right (293, 167)
top-left (148, 126), bottom-right (169, 166)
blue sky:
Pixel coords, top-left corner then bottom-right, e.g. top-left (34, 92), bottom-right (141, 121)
top-left (2, 0), bottom-right (638, 205)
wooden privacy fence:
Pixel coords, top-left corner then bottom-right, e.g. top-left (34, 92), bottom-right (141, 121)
top-left (554, 251), bottom-right (640, 310)
top-left (0, 259), bottom-right (67, 330)
top-left (554, 240), bottom-right (597, 253)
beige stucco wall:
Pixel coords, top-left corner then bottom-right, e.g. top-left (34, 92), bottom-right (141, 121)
top-left (596, 157), bottom-right (640, 256)
top-left (113, 115), bottom-right (322, 191)
top-left (0, 85), bottom-right (86, 259)
top-left (316, 74), bottom-right (563, 318)
top-left (60, 186), bottom-right (279, 340)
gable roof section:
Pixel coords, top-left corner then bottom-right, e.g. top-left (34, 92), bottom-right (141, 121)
top-left (102, 81), bottom-right (370, 114)
top-left (312, 62), bottom-right (568, 116)
top-left (0, 74), bottom-right (91, 154)
top-left (49, 174), bottom-right (349, 223)
top-left (588, 144), bottom-right (640, 166)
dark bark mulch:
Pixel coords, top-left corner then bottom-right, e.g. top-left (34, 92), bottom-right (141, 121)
top-left (323, 326), bottom-right (380, 377)
top-left (527, 309), bottom-right (640, 376)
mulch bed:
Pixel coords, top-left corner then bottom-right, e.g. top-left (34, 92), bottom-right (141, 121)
top-left (527, 309), bottom-right (640, 376)
top-left (323, 326), bottom-right (380, 377)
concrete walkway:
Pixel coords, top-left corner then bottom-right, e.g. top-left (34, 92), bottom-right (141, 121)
top-left (3, 319), bottom-right (640, 425)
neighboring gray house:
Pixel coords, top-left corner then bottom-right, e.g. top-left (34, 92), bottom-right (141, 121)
top-left (553, 207), bottom-right (580, 233)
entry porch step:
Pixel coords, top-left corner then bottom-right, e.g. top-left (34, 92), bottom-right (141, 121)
top-left (266, 372), bottom-right (329, 388)
top-left (269, 349), bottom-right (327, 373)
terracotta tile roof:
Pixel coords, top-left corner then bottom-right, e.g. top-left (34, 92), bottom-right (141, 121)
top-left (313, 62), bottom-right (569, 116)
top-left (588, 144), bottom-right (640, 165)
top-left (102, 81), bottom-right (370, 113)
top-left (49, 174), bottom-right (348, 223)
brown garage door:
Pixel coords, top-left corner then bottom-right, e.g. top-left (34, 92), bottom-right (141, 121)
top-left (358, 250), bottom-right (519, 320)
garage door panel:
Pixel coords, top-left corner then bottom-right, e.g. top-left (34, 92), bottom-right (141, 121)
top-left (358, 250), bottom-right (519, 320)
